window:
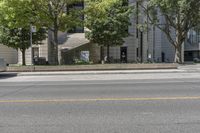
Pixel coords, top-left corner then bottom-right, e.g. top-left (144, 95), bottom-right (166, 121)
top-left (187, 28), bottom-right (200, 45)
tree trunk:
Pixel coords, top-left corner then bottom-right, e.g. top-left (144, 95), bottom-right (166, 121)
top-left (174, 33), bottom-right (184, 64)
top-left (100, 46), bottom-right (104, 62)
top-left (174, 44), bottom-right (183, 64)
top-left (22, 49), bottom-right (26, 66)
top-left (107, 45), bottom-right (110, 63)
top-left (53, 28), bottom-right (59, 65)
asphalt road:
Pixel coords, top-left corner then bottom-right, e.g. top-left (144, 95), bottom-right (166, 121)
top-left (0, 72), bottom-right (200, 133)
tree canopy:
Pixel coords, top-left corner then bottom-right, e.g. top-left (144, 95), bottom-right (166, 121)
top-left (85, 0), bottom-right (133, 62)
top-left (0, 0), bottom-right (47, 65)
top-left (0, 0), bottom-right (39, 28)
top-left (31, 0), bottom-right (83, 64)
top-left (138, 0), bottom-right (200, 63)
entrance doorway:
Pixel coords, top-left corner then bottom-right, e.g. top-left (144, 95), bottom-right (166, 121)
top-left (32, 47), bottom-right (39, 65)
top-left (162, 52), bottom-right (165, 62)
top-left (120, 47), bottom-right (127, 63)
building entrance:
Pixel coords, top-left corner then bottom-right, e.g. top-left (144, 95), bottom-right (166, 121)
top-left (120, 47), bottom-right (127, 63)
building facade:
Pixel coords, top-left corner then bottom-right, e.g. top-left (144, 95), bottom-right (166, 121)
top-left (105, 0), bottom-right (175, 63)
top-left (19, 0), bottom-right (177, 65)
top-left (0, 44), bottom-right (18, 65)
top-left (185, 28), bottom-right (200, 62)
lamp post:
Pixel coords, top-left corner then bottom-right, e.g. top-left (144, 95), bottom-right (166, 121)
top-left (153, 25), bottom-right (155, 62)
top-left (30, 24), bottom-right (36, 65)
top-left (30, 24), bottom-right (33, 65)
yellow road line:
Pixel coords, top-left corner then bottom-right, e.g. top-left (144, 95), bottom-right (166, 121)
top-left (0, 96), bottom-right (200, 103)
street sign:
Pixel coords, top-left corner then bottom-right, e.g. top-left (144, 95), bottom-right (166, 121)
top-left (31, 26), bottom-right (37, 33)
top-left (80, 51), bottom-right (90, 62)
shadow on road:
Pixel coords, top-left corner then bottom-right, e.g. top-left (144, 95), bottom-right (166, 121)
top-left (0, 73), bottom-right (18, 79)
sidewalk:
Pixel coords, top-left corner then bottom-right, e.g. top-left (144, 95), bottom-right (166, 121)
top-left (14, 69), bottom-right (184, 76)
top-left (178, 64), bottom-right (200, 71)
top-left (7, 63), bottom-right (178, 72)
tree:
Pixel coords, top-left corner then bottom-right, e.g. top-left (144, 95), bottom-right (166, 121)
top-left (31, 0), bottom-right (83, 65)
top-left (137, 0), bottom-right (200, 63)
top-left (85, 0), bottom-right (133, 62)
top-left (0, 0), bottom-right (47, 65)
top-left (0, 28), bottom-right (47, 65)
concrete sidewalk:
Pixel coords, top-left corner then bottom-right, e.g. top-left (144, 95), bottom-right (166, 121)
top-left (2, 69), bottom-right (185, 77)
top-left (7, 63), bottom-right (178, 72)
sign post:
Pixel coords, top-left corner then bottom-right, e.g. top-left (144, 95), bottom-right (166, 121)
top-left (30, 25), bottom-right (36, 65)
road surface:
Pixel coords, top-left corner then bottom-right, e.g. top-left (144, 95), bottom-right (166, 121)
top-left (0, 71), bottom-right (200, 133)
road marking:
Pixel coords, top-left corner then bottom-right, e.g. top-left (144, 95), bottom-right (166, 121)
top-left (0, 96), bottom-right (200, 103)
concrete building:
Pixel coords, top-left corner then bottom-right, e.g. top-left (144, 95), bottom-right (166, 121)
top-left (18, 1), bottom-right (92, 65)
top-left (185, 28), bottom-right (200, 62)
top-left (106, 0), bottom-right (175, 63)
top-left (18, 0), bottom-right (177, 65)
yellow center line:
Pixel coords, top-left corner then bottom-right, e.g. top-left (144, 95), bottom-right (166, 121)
top-left (0, 96), bottom-right (200, 103)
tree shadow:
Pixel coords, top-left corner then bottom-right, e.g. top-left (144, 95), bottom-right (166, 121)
top-left (0, 73), bottom-right (18, 80)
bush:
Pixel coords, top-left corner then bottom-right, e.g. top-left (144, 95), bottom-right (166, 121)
top-left (74, 59), bottom-right (93, 65)
top-left (193, 58), bottom-right (200, 63)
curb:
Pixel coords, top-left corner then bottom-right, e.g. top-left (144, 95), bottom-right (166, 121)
top-left (7, 64), bottom-right (179, 72)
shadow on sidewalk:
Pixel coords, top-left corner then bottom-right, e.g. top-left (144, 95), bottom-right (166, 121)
top-left (0, 73), bottom-right (18, 79)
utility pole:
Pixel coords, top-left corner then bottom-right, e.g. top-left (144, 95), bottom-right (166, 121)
top-left (30, 24), bottom-right (33, 65)
top-left (30, 24), bottom-right (36, 65)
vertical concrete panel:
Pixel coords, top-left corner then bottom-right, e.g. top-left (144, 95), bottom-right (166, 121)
top-left (39, 39), bottom-right (49, 61)
top-left (161, 31), bottom-right (175, 62)
top-left (0, 44), bottom-right (18, 64)
top-left (18, 47), bottom-right (32, 65)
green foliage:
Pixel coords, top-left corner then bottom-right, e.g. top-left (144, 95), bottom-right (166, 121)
top-left (0, 28), bottom-right (30, 51)
top-left (74, 58), bottom-right (93, 65)
top-left (0, 0), bottom-right (47, 65)
top-left (0, 27), bottom-right (47, 51)
top-left (85, 0), bottom-right (133, 47)
top-left (31, 0), bottom-right (83, 32)
top-left (0, 0), bottom-right (47, 50)
top-left (0, 26), bottom-right (47, 66)
top-left (0, 0), bottom-right (39, 28)
top-left (31, 0), bottom-right (84, 64)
